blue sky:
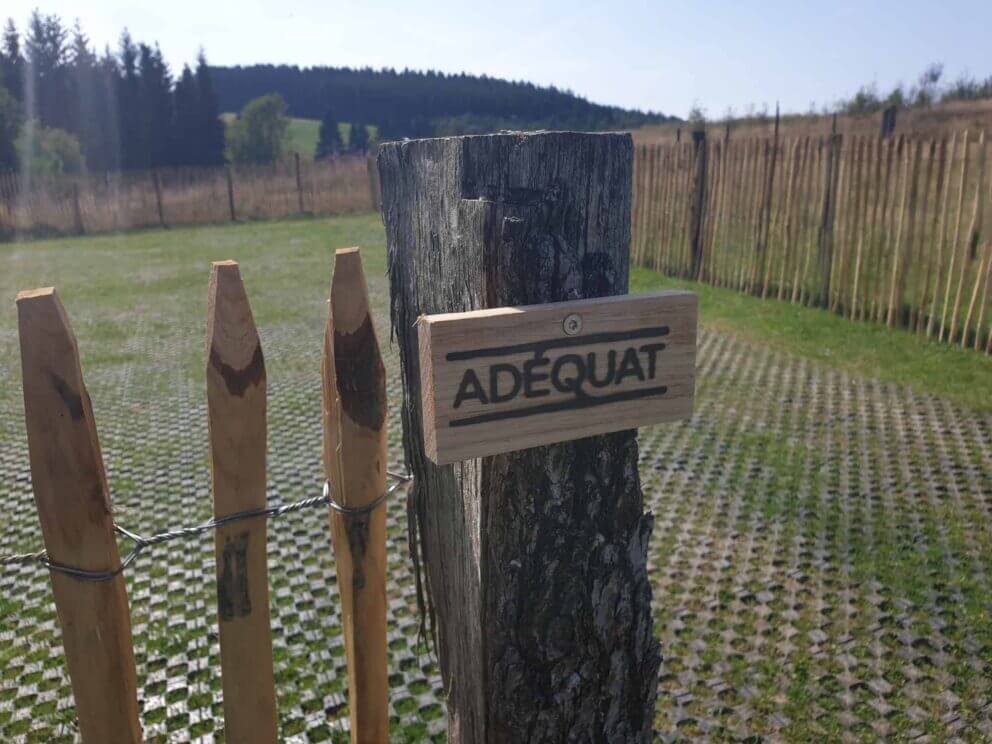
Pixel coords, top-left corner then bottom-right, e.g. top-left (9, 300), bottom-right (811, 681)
top-left (5, 0), bottom-right (991, 118)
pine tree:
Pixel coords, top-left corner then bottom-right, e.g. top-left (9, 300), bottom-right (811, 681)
top-left (315, 106), bottom-right (341, 158)
top-left (117, 30), bottom-right (142, 169)
top-left (24, 11), bottom-right (71, 131)
top-left (0, 70), bottom-right (20, 171)
top-left (68, 21), bottom-right (119, 172)
top-left (348, 121), bottom-right (369, 153)
top-left (171, 64), bottom-right (199, 166)
top-left (137, 43), bottom-right (173, 168)
top-left (194, 51), bottom-right (225, 166)
top-left (93, 47), bottom-right (122, 171)
top-left (1, 19), bottom-right (23, 102)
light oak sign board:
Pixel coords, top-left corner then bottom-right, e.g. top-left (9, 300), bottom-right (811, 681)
top-left (418, 291), bottom-right (697, 464)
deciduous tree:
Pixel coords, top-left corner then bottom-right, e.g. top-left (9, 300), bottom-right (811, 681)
top-left (226, 93), bottom-right (289, 164)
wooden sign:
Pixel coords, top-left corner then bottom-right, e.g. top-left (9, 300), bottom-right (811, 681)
top-left (418, 291), bottom-right (697, 464)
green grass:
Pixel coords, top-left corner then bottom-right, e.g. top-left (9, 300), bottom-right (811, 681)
top-left (631, 267), bottom-right (992, 412)
top-left (285, 117), bottom-right (320, 158)
top-left (3, 219), bottom-right (986, 416)
top-left (0, 214), bottom-right (388, 421)
top-left (222, 115), bottom-right (375, 160)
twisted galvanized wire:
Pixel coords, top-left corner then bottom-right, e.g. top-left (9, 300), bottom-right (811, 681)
top-left (1, 470), bottom-right (412, 582)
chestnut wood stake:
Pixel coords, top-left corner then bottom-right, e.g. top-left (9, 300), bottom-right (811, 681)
top-left (322, 247), bottom-right (389, 743)
top-left (16, 288), bottom-right (142, 743)
top-left (206, 261), bottom-right (279, 743)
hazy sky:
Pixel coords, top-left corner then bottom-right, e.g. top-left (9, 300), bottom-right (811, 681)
top-left (5, 1), bottom-right (991, 118)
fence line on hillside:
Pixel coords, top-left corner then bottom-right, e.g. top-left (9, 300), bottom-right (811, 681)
top-left (0, 154), bottom-right (375, 239)
top-left (632, 131), bottom-right (992, 353)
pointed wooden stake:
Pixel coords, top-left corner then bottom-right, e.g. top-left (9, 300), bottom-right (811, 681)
top-left (16, 287), bottom-right (142, 744)
top-left (322, 247), bottom-right (389, 743)
top-left (206, 261), bottom-right (278, 743)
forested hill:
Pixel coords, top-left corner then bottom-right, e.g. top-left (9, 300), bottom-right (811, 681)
top-left (210, 65), bottom-right (673, 139)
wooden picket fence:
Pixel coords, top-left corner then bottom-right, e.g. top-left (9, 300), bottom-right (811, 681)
top-left (15, 248), bottom-right (390, 742)
top-left (0, 154), bottom-right (376, 239)
top-left (632, 131), bottom-right (992, 352)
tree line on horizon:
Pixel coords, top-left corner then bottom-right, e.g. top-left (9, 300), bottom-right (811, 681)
top-left (0, 12), bottom-right (225, 176)
top-left (209, 64), bottom-right (672, 140)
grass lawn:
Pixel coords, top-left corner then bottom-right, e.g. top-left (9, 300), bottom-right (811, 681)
top-left (285, 117), bottom-right (320, 158)
top-left (632, 268), bottom-right (992, 413)
top-left (1, 214), bottom-right (388, 403)
top-left (1, 215), bottom-right (990, 741)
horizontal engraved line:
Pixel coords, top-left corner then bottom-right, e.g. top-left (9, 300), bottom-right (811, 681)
top-left (448, 385), bottom-right (669, 428)
top-left (444, 326), bottom-right (670, 362)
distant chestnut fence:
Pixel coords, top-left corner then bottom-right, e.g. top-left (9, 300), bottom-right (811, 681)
top-left (0, 153), bottom-right (376, 239)
top-left (632, 131), bottom-right (992, 353)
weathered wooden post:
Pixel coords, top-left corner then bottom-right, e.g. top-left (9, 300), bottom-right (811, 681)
top-left (152, 170), bottom-right (166, 228)
top-left (71, 181), bottom-right (84, 235)
top-left (817, 132), bottom-right (842, 306)
top-left (366, 153), bottom-right (381, 212)
top-left (226, 165), bottom-right (237, 222)
top-left (379, 132), bottom-right (671, 741)
top-left (688, 130), bottom-right (709, 280)
top-left (294, 152), bottom-right (305, 213)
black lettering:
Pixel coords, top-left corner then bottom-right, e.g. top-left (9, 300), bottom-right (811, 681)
top-left (551, 354), bottom-right (586, 394)
top-left (454, 369), bottom-right (488, 408)
top-left (586, 350), bottom-right (617, 388)
top-left (489, 363), bottom-right (522, 403)
top-left (638, 343), bottom-right (667, 379)
top-left (615, 347), bottom-right (646, 385)
top-left (523, 355), bottom-right (550, 398)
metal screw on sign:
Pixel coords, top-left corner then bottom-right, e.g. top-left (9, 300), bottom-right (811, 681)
top-left (562, 312), bottom-right (583, 336)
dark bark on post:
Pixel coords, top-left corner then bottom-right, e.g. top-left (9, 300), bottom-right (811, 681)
top-left (689, 131), bottom-right (709, 280)
top-left (379, 132), bottom-right (659, 742)
top-left (226, 166), bottom-right (236, 222)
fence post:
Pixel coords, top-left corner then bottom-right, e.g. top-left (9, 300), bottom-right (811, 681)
top-left (152, 169), bottom-right (166, 228)
top-left (72, 181), bottom-right (84, 235)
top-left (689, 130), bottom-right (708, 279)
top-left (366, 153), bottom-right (381, 212)
top-left (817, 132), bottom-right (842, 306)
top-left (321, 248), bottom-right (389, 742)
top-left (16, 288), bottom-right (142, 743)
top-left (295, 152), bottom-right (305, 213)
top-left (205, 261), bottom-right (279, 742)
top-left (226, 165), bottom-right (237, 222)
top-left (757, 105), bottom-right (781, 297)
top-left (379, 132), bottom-right (658, 741)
